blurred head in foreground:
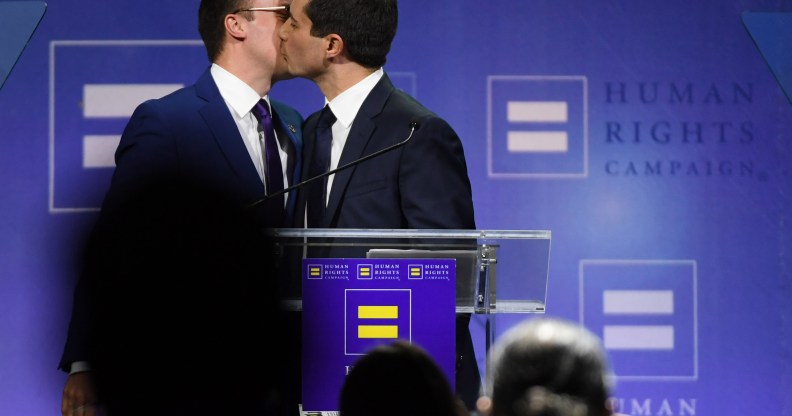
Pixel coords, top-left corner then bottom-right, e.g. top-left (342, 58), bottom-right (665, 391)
top-left (479, 318), bottom-right (613, 416)
top-left (340, 341), bottom-right (466, 416)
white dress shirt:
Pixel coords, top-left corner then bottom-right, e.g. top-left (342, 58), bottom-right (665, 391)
top-left (322, 68), bottom-right (384, 205)
top-left (211, 64), bottom-right (291, 205)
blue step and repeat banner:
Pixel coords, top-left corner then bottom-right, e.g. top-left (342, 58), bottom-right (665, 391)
top-left (1, 1), bottom-right (790, 414)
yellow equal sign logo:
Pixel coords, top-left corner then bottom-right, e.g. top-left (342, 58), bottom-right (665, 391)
top-left (408, 265), bottom-right (423, 280)
top-left (308, 265), bottom-right (322, 279)
top-left (357, 306), bottom-right (398, 339)
top-left (358, 264), bottom-right (372, 279)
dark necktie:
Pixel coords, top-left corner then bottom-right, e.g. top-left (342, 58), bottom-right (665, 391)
top-left (307, 106), bottom-right (336, 227)
top-left (251, 99), bottom-right (284, 195)
top-left (251, 99), bottom-right (286, 225)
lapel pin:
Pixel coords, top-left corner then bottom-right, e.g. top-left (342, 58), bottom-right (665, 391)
top-left (288, 124), bottom-right (297, 133)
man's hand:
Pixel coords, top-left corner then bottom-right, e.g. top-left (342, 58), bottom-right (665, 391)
top-left (61, 372), bottom-right (101, 416)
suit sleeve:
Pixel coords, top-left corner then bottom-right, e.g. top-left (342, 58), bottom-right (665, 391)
top-left (104, 100), bottom-right (180, 213)
top-left (59, 100), bottom-right (178, 371)
top-left (397, 115), bottom-right (476, 229)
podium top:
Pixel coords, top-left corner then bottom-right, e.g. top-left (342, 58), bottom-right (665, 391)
top-left (269, 228), bottom-right (550, 240)
top-left (271, 229), bottom-right (552, 314)
top-left (0, 1), bottom-right (47, 89)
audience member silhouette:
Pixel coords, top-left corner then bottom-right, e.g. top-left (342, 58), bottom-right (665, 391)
top-left (340, 341), bottom-right (466, 416)
top-left (478, 318), bottom-right (614, 416)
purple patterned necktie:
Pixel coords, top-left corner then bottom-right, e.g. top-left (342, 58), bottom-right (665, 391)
top-left (251, 99), bottom-right (285, 225)
top-left (307, 105), bottom-right (336, 227)
top-left (250, 99), bottom-right (284, 197)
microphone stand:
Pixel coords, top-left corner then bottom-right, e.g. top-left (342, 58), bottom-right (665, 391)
top-left (247, 121), bottom-right (420, 209)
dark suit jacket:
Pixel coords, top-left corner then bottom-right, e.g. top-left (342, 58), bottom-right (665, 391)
top-left (294, 73), bottom-right (479, 409)
top-left (93, 68), bottom-right (303, 227)
top-left (59, 68), bottom-right (303, 412)
top-left (296, 73), bottom-right (474, 229)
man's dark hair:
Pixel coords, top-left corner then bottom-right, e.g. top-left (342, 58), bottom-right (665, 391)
top-left (198, 0), bottom-right (252, 62)
top-left (489, 318), bottom-right (612, 416)
top-left (305, 0), bottom-right (397, 69)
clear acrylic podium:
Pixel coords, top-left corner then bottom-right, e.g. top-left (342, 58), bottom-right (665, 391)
top-left (270, 228), bottom-right (551, 358)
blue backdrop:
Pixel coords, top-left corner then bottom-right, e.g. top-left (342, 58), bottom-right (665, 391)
top-left (1, 1), bottom-right (790, 414)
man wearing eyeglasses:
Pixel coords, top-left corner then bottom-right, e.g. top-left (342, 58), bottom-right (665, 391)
top-left (59, 1), bottom-right (301, 415)
top-left (278, 0), bottom-right (479, 410)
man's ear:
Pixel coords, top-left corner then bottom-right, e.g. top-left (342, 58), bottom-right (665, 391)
top-left (325, 33), bottom-right (344, 59)
top-left (225, 13), bottom-right (247, 40)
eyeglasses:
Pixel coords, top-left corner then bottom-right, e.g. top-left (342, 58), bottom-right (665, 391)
top-left (234, 5), bottom-right (290, 14)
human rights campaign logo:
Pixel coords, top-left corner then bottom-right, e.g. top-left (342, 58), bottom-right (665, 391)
top-left (49, 40), bottom-right (206, 213)
top-left (579, 260), bottom-right (698, 381)
top-left (308, 264), bottom-right (323, 280)
top-left (357, 264), bottom-right (373, 280)
top-left (487, 76), bottom-right (588, 179)
top-left (408, 264), bottom-right (423, 280)
top-left (345, 289), bottom-right (411, 355)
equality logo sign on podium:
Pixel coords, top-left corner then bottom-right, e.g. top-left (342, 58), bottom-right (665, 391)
top-left (301, 258), bottom-right (456, 413)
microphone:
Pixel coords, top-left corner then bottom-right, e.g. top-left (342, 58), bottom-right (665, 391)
top-left (247, 120), bottom-right (421, 209)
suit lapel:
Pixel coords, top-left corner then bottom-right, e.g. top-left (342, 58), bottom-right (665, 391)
top-left (271, 100), bottom-right (303, 187)
top-left (195, 70), bottom-right (265, 197)
top-left (324, 74), bottom-right (394, 227)
top-left (302, 114), bottom-right (319, 178)
top-left (271, 104), bottom-right (303, 222)
top-left (293, 112), bottom-right (320, 226)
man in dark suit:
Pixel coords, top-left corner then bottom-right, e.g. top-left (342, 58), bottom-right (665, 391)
top-left (59, 1), bottom-right (302, 415)
top-left (278, 0), bottom-right (479, 408)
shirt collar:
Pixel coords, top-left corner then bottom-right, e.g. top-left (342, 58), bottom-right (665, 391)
top-left (210, 63), bottom-right (271, 119)
top-left (326, 68), bottom-right (384, 128)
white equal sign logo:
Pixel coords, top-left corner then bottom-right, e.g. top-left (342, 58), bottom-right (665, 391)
top-left (507, 101), bottom-right (569, 153)
top-left (82, 84), bottom-right (182, 168)
top-left (602, 290), bottom-right (674, 350)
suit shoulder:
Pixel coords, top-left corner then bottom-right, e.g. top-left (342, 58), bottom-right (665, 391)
top-left (131, 85), bottom-right (200, 117)
top-left (271, 99), bottom-right (304, 124)
top-left (385, 89), bottom-right (455, 131)
top-left (388, 89), bottom-right (433, 116)
top-left (121, 85), bottom-right (203, 144)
